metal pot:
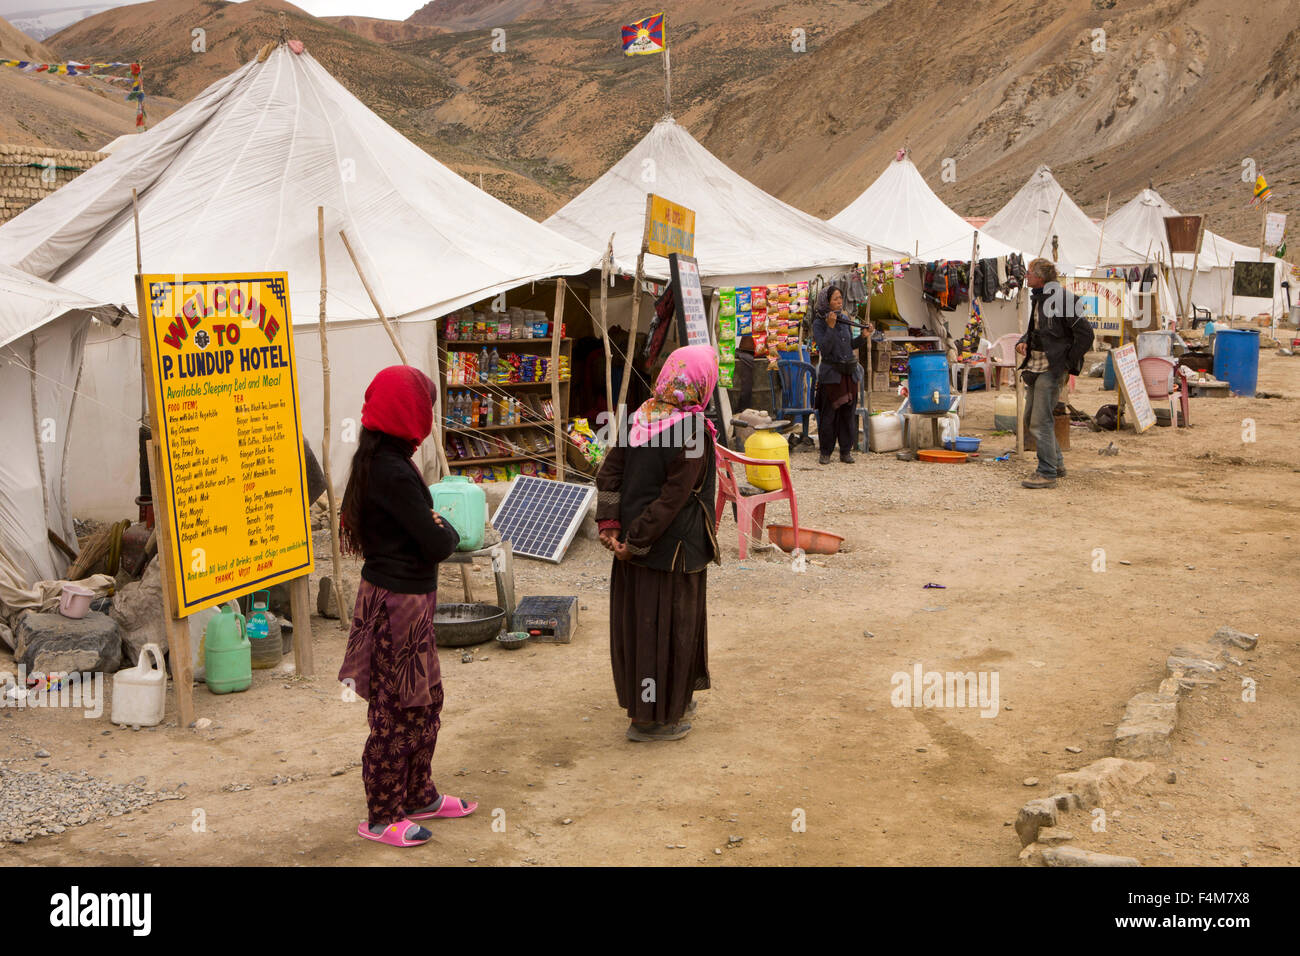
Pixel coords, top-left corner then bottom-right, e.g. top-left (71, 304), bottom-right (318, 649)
top-left (434, 603), bottom-right (506, 647)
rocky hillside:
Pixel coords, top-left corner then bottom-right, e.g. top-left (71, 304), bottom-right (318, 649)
top-left (45, 0), bottom-right (1300, 252)
top-left (0, 14), bottom-right (177, 149)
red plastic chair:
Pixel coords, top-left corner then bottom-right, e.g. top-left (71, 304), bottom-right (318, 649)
top-left (1138, 356), bottom-right (1191, 426)
top-left (714, 445), bottom-right (799, 560)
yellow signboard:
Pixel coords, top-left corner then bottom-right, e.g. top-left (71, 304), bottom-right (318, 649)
top-left (1063, 276), bottom-right (1127, 339)
top-left (138, 272), bottom-right (314, 615)
top-left (645, 193), bottom-right (695, 258)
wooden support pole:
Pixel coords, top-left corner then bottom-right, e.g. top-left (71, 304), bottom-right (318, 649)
top-left (338, 228), bottom-right (452, 480)
top-left (1094, 191), bottom-right (1111, 272)
top-left (865, 247), bottom-right (873, 415)
top-left (131, 200), bottom-right (195, 725)
top-left (551, 278), bottom-right (567, 480)
top-left (317, 208), bottom-right (351, 630)
top-left (144, 438), bottom-right (194, 727)
top-left (289, 576), bottom-right (314, 675)
top-left (600, 235), bottom-right (614, 435)
top-left (1183, 217), bottom-right (1206, 329)
top-left (338, 229), bottom-right (411, 365)
top-left (1015, 371), bottom-right (1025, 458)
top-left (615, 195), bottom-right (654, 438)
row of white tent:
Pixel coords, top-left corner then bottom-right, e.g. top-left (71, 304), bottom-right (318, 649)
top-left (0, 43), bottom-right (1290, 586)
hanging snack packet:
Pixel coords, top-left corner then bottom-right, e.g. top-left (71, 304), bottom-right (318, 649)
top-left (752, 330), bottom-right (768, 356)
top-left (719, 289), bottom-right (737, 317)
top-left (719, 361), bottom-right (735, 388)
top-left (751, 286), bottom-right (767, 310)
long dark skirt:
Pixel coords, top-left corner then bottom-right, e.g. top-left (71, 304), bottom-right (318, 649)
top-left (343, 582), bottom-right (444, 827)
top-left (816, 377), bottom-right (858, 455)
top-left (609, 560), bottom-right (709, 724)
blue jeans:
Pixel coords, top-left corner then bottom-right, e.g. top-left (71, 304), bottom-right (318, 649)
top-left (1024, 370), bottom-right (1068, 478)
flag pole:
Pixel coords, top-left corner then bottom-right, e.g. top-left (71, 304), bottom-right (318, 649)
top-left (663, 46), bottom-right (672, 116)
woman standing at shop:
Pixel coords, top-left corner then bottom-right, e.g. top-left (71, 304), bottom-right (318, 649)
top-left (338, 365), bottom-right (478, 848)
top-left (596, 345), bottom-right (721, 742)
top-left (811, 285), bottom-right (871, 465)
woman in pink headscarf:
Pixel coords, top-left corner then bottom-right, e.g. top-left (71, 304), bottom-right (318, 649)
top-left (595, 345), bottom-right (721, 742)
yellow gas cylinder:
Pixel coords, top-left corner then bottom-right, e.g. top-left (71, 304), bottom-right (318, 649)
top-left (743, 427), bottom-right (790, 491)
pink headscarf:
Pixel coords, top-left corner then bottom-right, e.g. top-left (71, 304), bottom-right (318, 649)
top-left (628, 345), bottom-right (719, 447)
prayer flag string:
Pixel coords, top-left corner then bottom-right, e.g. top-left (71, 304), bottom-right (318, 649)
top-left (0, 59), bottom-right (145, 128)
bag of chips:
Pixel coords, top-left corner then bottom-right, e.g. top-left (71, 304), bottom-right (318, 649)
top-left (719, 361), bottom-right (735, 388)
top-left (737, 288), bottom-right (751, 312)
top-left (719, 288), bottom-right (737, 317)
top-left (753, 331), bottom-right (768, 356)
top-left (751, 286), bottom-right (767, 309)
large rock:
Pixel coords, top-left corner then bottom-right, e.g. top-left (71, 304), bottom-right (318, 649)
top-left (14, 611), bottom-right (122, 674)
top-left (1016, 798), bottom-right (1058, 847)
top-left (110, 557), bottom-right (166, 664)
top-left (1211, 627), bottom-right (1258, 651)
top-left (1042, 846), bottom-right (1140, 867)
top-left (1053, 758), bottom-right (1154, 811)
top-left (1167, 643), bottom-right (1228, 677)
top-left (1114, 691), bottom-right (1179, 759)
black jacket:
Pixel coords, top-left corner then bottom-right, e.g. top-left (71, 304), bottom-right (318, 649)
top-left (358, 438), bottom-right (460, 593)
top-left (607, 415), bottom-right (719, 573)
top-left (1019, 281), bottom-right (1095, 376)
top-left (812, 314), bottom-right (867, 384)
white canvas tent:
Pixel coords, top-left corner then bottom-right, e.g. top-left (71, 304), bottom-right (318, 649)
top-left (0, 44), bottom-right (600, 518)
top-left (984, 166), bottom-right (1177, 325)
top-left (544, 117), bottom-right (902, 288)
top-left (830, 155), bottom-right (1027, 341)
top-left (831, 156), bottom-right (1023, 263)
top-left (0, 264), bottom-right (120, 588)
top-left (983, 166), bottom-right (1149, 269)
top-left (1106, 188), bottom-right (1290, 320)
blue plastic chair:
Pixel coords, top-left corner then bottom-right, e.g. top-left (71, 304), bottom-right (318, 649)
top-left (769, 359), bottom-right (817, 445)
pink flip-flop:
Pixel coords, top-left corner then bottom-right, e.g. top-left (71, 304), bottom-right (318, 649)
top-left (406, 795), bottom-right (478, 820)
top-left (356, 819), bottom-right (430, 847)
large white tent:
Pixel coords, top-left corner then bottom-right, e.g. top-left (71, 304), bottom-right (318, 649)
top-left (984, 166), bottom-right (1148, 269)
top-left (830, 154), bottom-right (1027, 341)
top-left (0, 264), bottom-right (119, 589)
top-left (984, 166), bottom-right (1177, 324)
top-left (831, 155), bottom-right (1022, 262)
top-left (544, 117), bottom-right (902, 288)
top-left (1106, 188), bottom-right (1291, 320)
top-left (0, 43), bottom-right (600, 518)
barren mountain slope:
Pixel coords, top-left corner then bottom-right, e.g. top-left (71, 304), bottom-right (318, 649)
top-left (45, 0), bottom-right (1300, 248)
top-left (0, 14), bottom-right (177, 149)
top-left (323, 15), bottom-right (443, 44)
top-left (704, 0), bottom-right (1300, 243)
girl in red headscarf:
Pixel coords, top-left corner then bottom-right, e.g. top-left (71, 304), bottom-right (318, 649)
top-left (338, 365), bottom-right (477, 847)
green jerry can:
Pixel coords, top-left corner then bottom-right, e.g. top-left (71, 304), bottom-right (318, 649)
top-left (431, 474), bottom-right (486, 551)
top-left (204, 604), bottom-right (252, 694)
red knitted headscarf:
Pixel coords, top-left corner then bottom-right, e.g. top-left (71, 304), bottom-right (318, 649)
top-left (360, 365), bottom-right (436, 453)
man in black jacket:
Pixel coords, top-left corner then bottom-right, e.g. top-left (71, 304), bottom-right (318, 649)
top-left (1015, 259), bottom-right (1094, 489)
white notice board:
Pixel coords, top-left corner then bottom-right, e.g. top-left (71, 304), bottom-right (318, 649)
top-left (1112, 343), bottom-right (1156, 434)
top-left (669, 254), bottom-right (711, 348)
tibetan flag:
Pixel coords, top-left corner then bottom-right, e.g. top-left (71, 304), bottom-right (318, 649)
top-left (1251, 174), bottom-right (1272, 207)
top-left (622, 13), bottom-right (666, 56)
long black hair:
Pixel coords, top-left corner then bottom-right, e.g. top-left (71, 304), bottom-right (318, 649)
top-left (339, 427), bottom-right (386, 556)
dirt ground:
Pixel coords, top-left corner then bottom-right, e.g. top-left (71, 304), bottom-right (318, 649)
top-left (4, 346), bottom-right (1298, 867)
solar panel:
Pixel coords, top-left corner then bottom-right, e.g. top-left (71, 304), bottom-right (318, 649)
top-left (491, 476), bottom-right (595, 563)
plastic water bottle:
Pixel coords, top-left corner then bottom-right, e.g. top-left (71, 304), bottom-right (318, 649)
top-left (479, 347), bottom-right (489, 384)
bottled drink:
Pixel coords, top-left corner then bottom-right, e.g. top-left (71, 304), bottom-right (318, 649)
top-left (479, 347), bottom-right (489, 384)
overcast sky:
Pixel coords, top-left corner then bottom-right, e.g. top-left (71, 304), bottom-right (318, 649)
top-left (0, 1), bottom-right (429, 22)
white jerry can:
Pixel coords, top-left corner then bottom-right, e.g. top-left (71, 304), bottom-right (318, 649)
top-left (111, 643), bottom-right (167, 727)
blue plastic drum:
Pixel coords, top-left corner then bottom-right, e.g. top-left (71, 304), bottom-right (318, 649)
top-left (908, 352), bottom-right (950, 413)
top-left (1212, 329), bottom-right (1260, 397)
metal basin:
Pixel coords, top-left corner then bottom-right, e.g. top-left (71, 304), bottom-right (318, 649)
top-left (434, 603), bottom-right (506, 647)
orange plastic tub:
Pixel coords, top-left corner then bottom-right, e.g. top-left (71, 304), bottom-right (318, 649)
top-left (917, 448), bottom-right (968, 463)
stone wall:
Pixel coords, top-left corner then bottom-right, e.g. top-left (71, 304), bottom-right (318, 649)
top-left (0, 145), bottom-right (106, 226)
